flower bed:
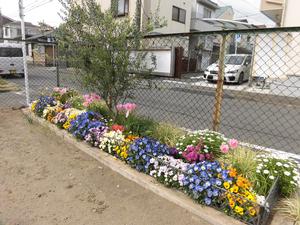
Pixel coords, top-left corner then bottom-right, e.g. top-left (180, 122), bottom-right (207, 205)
top-left (30, 87), bottom-right (300, 225)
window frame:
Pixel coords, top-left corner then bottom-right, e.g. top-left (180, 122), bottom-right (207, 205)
top-left (172, 6), bottom-right (186, 24)
top-left (117, 0), bottom-right (129, 17)
top-left (203, 7), bottom-right (212, 18)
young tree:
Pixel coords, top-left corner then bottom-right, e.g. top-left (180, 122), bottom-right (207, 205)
top-left (57, 0), bottom-right (161, 116)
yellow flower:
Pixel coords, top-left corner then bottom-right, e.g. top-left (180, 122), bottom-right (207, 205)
top-left (224, 182), bottom-right (230, 189)
top-left (31, 101), bottom-right (37, 112)
top-left (63, 121), bottom-right (70, 129)
top-left (234, 206), bottom-right (244, 215)
top-left (229, 199), bottom-right (235, 208)
top-left (248, 207), bottom-right (256, 216)
top-left (230, 185), bottom-right (239, 193)
top-left (246, 194), bottom-right (255, 202)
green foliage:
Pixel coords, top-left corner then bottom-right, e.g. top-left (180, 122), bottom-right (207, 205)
top-left (58, 0), bottom-right (162, 116)
top-left (69, 95), bottom-right (84, 110)
top-left (151, 123), bottom-right (185, 147)
top-left (87, 100), bottom-right (112, 118)
top-left (276, 193), bottom-right (300, 224)
top-left (115, 113), bottom-right (157, 137)
top-left (220, 147), bottom-right (259, 183)
top-left (255, 154), bottom-right (299, 197)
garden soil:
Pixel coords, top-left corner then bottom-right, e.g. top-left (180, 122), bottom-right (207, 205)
top-left (0, 109), bottom-right (210, 225)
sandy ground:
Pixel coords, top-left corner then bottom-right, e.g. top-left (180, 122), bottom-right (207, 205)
top-left (0, 109), bottom-right (210, 225)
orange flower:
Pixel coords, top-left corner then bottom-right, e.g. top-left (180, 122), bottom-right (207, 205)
top-left (229, 168), bottom-right (237, 177)
top-left (229, 199), bottom-right (235, 208)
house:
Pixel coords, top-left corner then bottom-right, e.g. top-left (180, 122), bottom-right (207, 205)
top-left (0, 14), bottom-right (15, 40)
top-left (96, 0), bottom-right (192, 34)
top-left (250, 0), bottom-right (300, 86)
top-left (26, 30), bottom-right (56, 66)
top-left (3, 21), bottom-right (40, 40)
top-left (260, 0), bottom-right (300, 27)
top-left (215, 6), bottom-right (234, 20)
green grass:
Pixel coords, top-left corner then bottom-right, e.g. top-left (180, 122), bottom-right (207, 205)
top-left (276, 193), bottom-right (300, 224)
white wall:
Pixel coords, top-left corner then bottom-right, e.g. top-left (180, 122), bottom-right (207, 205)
top-left (282, 0), bottom-right (300, 27)
top-left (150, 0), bottom-right (192, 34)
top-left (95, 0), bottom-right (192, 34)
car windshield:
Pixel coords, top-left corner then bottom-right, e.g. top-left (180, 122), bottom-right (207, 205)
top-left (224, 56), bottom-right (244, 65)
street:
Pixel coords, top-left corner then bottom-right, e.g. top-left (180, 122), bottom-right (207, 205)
top-left (1, 65), bottom-right (300, 154)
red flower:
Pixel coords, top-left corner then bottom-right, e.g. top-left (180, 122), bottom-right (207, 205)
top-left (111, 124), bottom-right (125, 132)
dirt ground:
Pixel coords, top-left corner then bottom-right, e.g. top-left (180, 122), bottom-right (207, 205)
top-left (0, 109), bottom-right (210, 225)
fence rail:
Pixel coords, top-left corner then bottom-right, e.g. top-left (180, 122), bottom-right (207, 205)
top-left (0, 26), bottom-right (300, 154)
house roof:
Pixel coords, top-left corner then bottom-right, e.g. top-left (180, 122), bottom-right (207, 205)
top-left (6, 21), bottom-right (39, 28)
top-left (215, 6), bottom-right (234, 18)
top-left (0, 15), bottom-right (16, 25)
top-left (202, 18), bottom-right (258, 29)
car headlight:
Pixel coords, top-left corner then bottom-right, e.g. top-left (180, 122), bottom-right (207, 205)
top-left (227, 70), bottom-right (239, 73)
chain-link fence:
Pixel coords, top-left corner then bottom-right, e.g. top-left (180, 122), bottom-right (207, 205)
top-left (1, 26), bottom-right (300, 154)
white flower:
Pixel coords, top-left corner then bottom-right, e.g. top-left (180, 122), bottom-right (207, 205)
top-left (269, 175), bottom-right (275, 180)
top-left (263, 159), bottom-right (269, 162)
top-left (263, 170), bottom-right (270, 174)
top-left (293, 176), bottom-right (298, 181)
top-left (179, 143), bottom-right (183, 146)
top-left (172, 175), bottom-right (178, 181)
top-left (256, 195), bottom-right (266, 205)
top-left (284, 164), bottom-right (290, 168)
top-left (274, 170), bottom-right (278, 174)
top-left (276, 162), bottom-right (283, 166)
top-left (150, 158), bottom-right (155, 164)
top-left (256, 170), bottom-right (261, 173)
top-left (284, 171), bottom-right (291, 176)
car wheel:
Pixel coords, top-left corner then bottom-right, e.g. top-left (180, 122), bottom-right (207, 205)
top-left (238, 72), bottom-right (244, 85)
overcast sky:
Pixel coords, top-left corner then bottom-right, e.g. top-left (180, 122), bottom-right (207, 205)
top-left (0, 0), bottom-right (275, 27)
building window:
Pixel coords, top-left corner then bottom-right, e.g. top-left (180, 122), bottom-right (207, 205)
top-left (4, 27), bottom-right (9, 36)
top-left (172, 6), bottom-right (186, 24)
top-left (117, 0), bottom-right (129, 16)
top-left (17, 28), bottom-right (21, 36)
top-left (203, 7), bottom-right (212, 18)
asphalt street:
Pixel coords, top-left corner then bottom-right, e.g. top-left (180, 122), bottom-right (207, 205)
top-left (1, 65), bottom-right (300, 154)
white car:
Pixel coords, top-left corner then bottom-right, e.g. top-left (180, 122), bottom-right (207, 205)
top-left (0, 43), bottom-right (24, 78)
top-left (204, 54), bottom-right (252, 84)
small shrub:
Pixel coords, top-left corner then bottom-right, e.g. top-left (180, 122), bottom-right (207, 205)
top-left (276, 193), bottom-right (300, 224)
top-left (87, 100), bottom-right (112, 118)
top-left (220, 147), bottom-right (259, 184)
top-left (151, 123), bottom-right (185, 147)
top-left (115, 113), bottom-right (157, 136)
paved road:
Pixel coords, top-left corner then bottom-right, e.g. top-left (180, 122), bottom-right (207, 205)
top-left (1, 65), bottom-right (300, 154)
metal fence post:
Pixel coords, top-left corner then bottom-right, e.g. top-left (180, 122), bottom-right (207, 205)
top-left (212, 34), bottom-right (227, 132)
top-left (56, 44), bottom-right (60, 87)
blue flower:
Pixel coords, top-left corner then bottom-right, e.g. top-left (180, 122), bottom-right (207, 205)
top-left (204, 197), bottom-right (212, 205)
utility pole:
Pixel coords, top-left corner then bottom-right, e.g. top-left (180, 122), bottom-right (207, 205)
top-left (19, 0), bottom-right (30, 106)
top-left (0, 8), bottom-right (3, 41)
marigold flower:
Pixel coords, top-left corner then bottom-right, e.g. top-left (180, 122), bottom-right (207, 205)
top-left (229, 168), bottom-right (237, 177)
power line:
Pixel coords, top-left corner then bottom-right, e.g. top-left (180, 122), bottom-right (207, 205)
top-left (25, 0), bottom-right (53, 12)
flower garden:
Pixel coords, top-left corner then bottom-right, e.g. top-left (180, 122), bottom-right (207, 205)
top-left (30, 87), bottom-right (300, 225)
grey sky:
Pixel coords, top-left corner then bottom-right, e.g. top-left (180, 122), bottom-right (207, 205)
top-left (0, 0), bottom-right (274, 27)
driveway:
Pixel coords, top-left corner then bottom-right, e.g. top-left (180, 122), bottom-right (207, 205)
top-left (0, 109), bottom-right (209, 225)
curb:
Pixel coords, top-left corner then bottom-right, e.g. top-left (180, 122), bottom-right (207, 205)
top-left (22, 108), bottom-right (245, 225)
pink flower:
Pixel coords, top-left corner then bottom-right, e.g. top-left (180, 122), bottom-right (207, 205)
top-left (59, 88), bottom-right (67, 95)
top-left (53, 87), bottom-right (60, 92)
top-left (220, 144), bottom-right (229, 154)
top-left (228, 139), bottom-right (239, 149)
top-left (116, 103), bottom-right (137, 117)
top-left (116, 104), bottom-right (124, 111)
top-left (123, 103), bottom-right (136, 112)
